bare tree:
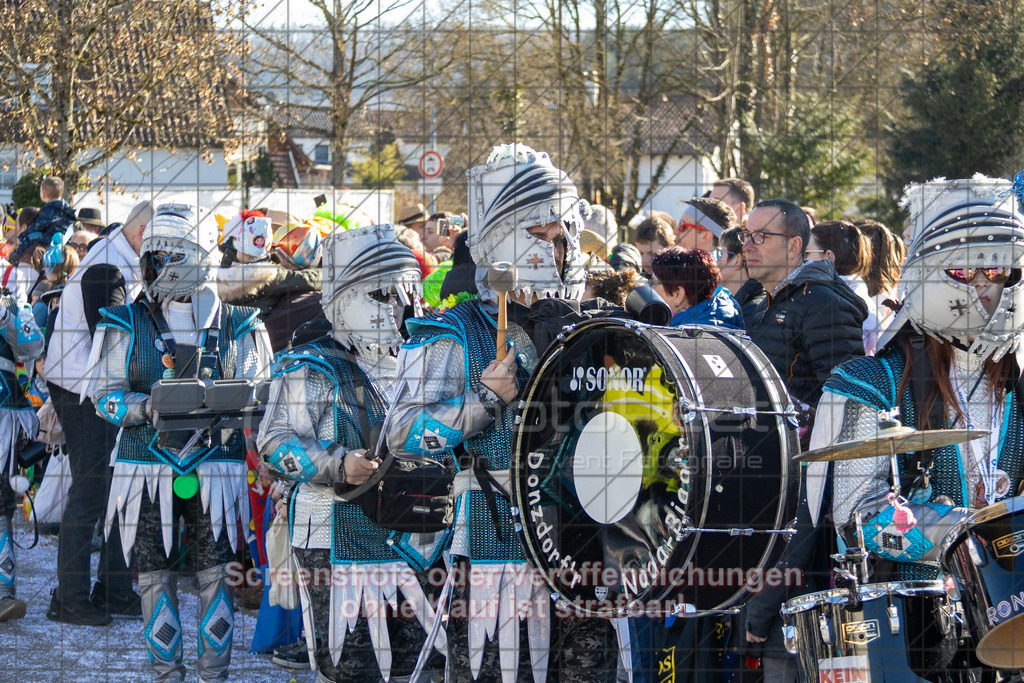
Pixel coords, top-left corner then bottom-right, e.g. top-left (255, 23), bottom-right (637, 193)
top-left (234, 0), bottom-right (455, 187)
top-left (0, 0), bottom-right (235, 199)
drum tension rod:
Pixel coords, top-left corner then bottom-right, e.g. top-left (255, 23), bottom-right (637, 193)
top-left (678, 404), bottom-right (799, 418)
top-left (684, 526), bottom-right (797, 539)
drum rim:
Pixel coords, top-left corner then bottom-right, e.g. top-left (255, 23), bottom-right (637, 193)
top-left (780, 580), bottom-right (947, 614)
top-left (940, 494), bottom-right (1024, 570)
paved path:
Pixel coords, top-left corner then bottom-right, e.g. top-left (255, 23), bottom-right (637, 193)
top-left (0, 517), bottom-right (315, 682)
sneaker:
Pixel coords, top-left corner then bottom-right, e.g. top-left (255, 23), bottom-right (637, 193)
top-left (46, 589), bottom-right (112, 626)
top-left (272, 640), bottom-right (311, 669)
top-left (90, 583), bottom-right (142, 618)
top-left (0, 596), bottom-right (26, 622)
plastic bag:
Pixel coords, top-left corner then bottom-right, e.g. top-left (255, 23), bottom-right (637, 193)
top-left (32, 447), bottom-right (71, 525)
top-left (36, 399), bottom-right (64, 445)
top-left (265, 514), bottom-right (300, 610)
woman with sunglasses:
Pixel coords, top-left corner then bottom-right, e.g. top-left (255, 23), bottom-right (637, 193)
top-left (807, 176), bottom-right (1024, 583)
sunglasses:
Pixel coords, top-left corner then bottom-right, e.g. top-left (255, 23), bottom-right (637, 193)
top-left (678, 221), bottom-right (710, 234)
top-left (945, 267), bottom-right (1022, 285)
top-left (150, 252), bottom-right (187, 271)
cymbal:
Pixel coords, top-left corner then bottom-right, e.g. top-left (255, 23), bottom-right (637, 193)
top-left (795, 425), bottom-right (990, 462)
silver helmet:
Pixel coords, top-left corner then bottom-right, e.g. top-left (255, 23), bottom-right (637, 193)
top-left (879, 174), bottom-right (1024, 361)
top-left (466, 143), bottom-right (586, 303)
top-left (140, 204), bottom-right (219, 302)
top-left (321, 223), bottom-right (422, 355)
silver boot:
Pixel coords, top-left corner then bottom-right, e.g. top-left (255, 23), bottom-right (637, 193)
top-left (0, 515), bottom-right (14, 599)
top-left (0, 514), bottom-right (25, 621)
top-left (196, 563), bottom-right (234, 682)
top-left (139, 570), bottom-right (185, 682)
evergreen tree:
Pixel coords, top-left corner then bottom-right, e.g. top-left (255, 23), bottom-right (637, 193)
top-left (883, 0), bottom-right (1024, 217)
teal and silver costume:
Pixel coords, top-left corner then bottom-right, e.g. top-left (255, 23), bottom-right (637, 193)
top-left (0, 294), bottom-right (44, 604)
top-left (88, 203), bottom-right (271, 683)
top-left (258, 224), bottom-right (443, 682)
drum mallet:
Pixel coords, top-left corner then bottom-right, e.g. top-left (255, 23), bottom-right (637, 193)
top-left (486, 262), bottom-right (518, 361)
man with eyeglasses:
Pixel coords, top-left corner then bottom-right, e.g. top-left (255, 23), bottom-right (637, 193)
top-left (738, 198), bottom-right (868, 683)
top-left (741, 199), bottom-right (868, 406)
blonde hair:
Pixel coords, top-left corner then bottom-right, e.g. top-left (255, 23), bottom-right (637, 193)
top-left (40, 176), bottom-right (63, 201)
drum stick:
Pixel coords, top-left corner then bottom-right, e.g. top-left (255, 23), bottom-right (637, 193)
top-left (486, 262), bottom-right (518, 362)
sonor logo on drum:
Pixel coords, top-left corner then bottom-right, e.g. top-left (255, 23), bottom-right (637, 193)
top-left (568, 366), bottom-right (647, 392)
top-left (841, 620), bottom-right (880, 645)
top-left (987, 590), bottom-right (1024, 626)
top-left (993, 530), bottom-right (1024, 558)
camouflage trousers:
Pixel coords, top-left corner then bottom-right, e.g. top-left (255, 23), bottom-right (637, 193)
top-left (293, 547), bottom-right (433, 683)
top-left (445, 562), bottom-right (618, 683)
top-left (134, 485), bottom-right (235, 574)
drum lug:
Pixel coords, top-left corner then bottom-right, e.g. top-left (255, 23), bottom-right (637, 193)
top-left (818, 614), bottom-right (831, 644)
top-left (887, 603), bottom-right (900, 636)
top-left (782, 624), bottom-right (798, 654)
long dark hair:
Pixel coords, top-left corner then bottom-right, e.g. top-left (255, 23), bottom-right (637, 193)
top-left (896, 334), bottom-right (1014, 429)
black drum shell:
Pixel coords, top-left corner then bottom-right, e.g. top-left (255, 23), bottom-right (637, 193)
top-left (510, 318), bottom-right (799, 618)
top-left (941, 495), bottom-right (1024, 670)
top-left (780, 581), bottom-right (959, 683)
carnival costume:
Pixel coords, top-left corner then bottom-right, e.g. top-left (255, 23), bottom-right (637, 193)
top-left (387, 144), bottom-right (618, 683)
top-left (0, 295), bottom-right (44, 615)
top-left (808, 176), bottom-right (1024, 580)
top-left (89, 204), bottom-right (270, 682)
top-left (258, 224), bottom-right (444, 682)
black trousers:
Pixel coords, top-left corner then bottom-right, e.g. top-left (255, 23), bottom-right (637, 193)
top-left (49, 382), bottom-right (132, 603)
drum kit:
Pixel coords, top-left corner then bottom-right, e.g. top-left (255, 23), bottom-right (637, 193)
top-left (508, 319), bottom-right (1024, 682)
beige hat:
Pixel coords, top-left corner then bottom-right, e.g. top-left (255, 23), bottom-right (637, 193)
top-left (396, 203), bottom-right (428, 226)
top-left (123, 200), bottom-right (154, 230)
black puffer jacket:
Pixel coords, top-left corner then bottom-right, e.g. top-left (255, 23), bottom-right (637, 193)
top-left (746, 260), bottom-right (868, 407)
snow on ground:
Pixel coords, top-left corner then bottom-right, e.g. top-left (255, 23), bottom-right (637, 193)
top-left (0, 517), bottom-right (316, 682)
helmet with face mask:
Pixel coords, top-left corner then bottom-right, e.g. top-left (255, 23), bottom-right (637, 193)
top-left (466, 143), bottom-right (586, 302)
top-left (140, 204), bottom-right (218, 302)
top-left (878, 174), bottom-right (1024, 361)
top-left (321, 223), bottom-right (422, 355)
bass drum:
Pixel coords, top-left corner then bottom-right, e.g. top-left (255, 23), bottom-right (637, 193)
top-left (510, 318), bottom-right (799, 618)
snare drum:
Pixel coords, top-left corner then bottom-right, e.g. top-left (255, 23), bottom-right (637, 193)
top-left (781, 581), bottom-right (960, 683)
top-left (942, 495), bottom-right (1024, 670)
top-left (510, 318), bottom-right (799, 618)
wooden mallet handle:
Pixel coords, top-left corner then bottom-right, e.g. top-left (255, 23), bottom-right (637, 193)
top-left (486, 262), bottom-right (518, 361)
top-left (497, 295), bottom-right (508, 361)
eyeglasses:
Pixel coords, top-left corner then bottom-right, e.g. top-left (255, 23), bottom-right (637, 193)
top-left (738, 229), bottom-right (794, 245)
top-left (945, 267), bottom-right (1022, 285)
top-left (68, 241), bottom-right (90, 255)
top-left (150, 252), bottom-right (187, 271)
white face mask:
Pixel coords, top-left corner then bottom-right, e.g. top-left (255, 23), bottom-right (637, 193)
top-left (328, 282), bottom-right (421, 356)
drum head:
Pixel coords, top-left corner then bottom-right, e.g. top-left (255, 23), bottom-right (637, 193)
top-left (512, 319), bottom-right (798, 618)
